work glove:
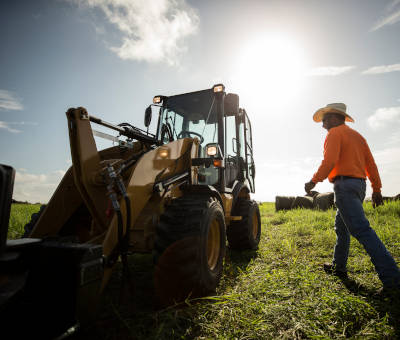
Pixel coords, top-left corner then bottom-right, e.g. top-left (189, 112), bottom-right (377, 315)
top-left (304, 180), bottom-right (316, 194)
top-left (372, 192), bottom-right (383, 208)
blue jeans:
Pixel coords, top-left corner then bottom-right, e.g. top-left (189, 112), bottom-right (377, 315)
top-left (333, 177), bottom-right (400, 288)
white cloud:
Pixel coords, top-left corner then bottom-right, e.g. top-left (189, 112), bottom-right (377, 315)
top-left (386, 132), bottom-right (400, 146)
top-left (0, 121), bottom-right (21, 133)
top-left (371, 0), bottom-right (400, 31)
top-left (373, 146), bottom-right (400, 196)
top-left (9, 121), bottom-right (38, 126)
top-left (13, 170), bottom-right (66, 203)
top-left (307, 66), bottom-right (355, 77)
top-left (75, 0), bottom-right (199, 65)
top-left (362, 63), bottom-right (400, 74)
top-left (0, 121), bottom-right (38, 133)
top-left (374, 146), bottom-right (400, 167)
top-left (367, 106), bottom-right (400, 129)
top-left (0, 90), bottom-right (23, 111)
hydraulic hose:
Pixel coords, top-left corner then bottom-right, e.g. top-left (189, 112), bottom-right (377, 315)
top-left (107, 187), bottom-right (123, 247)
top-left (119, 150), bottom-right (145, 175)
top-left (116, 209), bottom-right (124, 247)
top-left (104, 164), bottom-right (136, 299)
top-left (105, 163), bottom-right (133, 294)
top-left (122, 195), bottom-right (131, 252)
top-left (105, 165), bottom-right (125, 249)
top-left (115, 179), bottom-right (133, 298)
top-left (114, 174), bottom-right (131, 251)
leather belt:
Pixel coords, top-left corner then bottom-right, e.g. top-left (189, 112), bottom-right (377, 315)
top-left (333, 175), bottom-right (365, 181)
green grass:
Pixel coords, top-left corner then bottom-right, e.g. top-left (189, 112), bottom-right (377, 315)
top-left (8, 203), bottom-right (41, 239)
top-left (7, 201), bottom-right (400, 339)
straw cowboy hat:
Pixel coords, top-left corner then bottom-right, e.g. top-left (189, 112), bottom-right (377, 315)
top-left (313, 103), bottom-right (354, 123)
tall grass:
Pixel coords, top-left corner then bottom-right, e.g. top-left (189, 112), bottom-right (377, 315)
top-left (7, 201), bottom-right (400, 339)
top-left (8, 203), bottom-right (41, 239)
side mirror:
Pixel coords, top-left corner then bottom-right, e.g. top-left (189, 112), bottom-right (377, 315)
top-left (144, 106), bottom-right (152, 127)
top-left (224, 93), bottom-right (239, 116)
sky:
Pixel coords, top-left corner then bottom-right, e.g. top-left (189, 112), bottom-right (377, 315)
top-left (1, 0), bottom-right (400, 203)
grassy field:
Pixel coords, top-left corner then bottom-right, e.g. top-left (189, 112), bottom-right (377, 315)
top-left (8, 201), bottom-right (400, 339)
top-left (8, 203), bottom-right (41, 239)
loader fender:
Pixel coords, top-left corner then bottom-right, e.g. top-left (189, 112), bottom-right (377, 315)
top-left (180, 184), bottom-right (224, 213)
top-left (231, 181), bottom-right (250, 209)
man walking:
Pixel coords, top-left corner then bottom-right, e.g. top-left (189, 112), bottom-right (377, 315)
top-left (304, 103), bottom-right (400, 294)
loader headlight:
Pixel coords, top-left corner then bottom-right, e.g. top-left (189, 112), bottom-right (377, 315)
top-left (153, 96), bottom-right (163, 104)
top-left (206, 145), bottom-right (218, 157)
top-left (212, 84), bottom-right (225, 93)
top-left (205, 143), bottom-right (223, 158)
top-left (158, 147), bottom-right (169, 158)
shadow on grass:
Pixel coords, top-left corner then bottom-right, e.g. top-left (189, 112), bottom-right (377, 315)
top-left (227, 247), bottom-right (258, 266)
top-left (222, 248), bottom-right (258, 282)
top-left (73, 249), bottom-right (260, 340)
top-left (339, 277), bottom-right (400, 338)
top-left (74, 254), bottom-right (161, 340)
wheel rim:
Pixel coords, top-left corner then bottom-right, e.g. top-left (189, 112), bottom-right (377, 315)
top-left (252, 210), bottom-right (259, 239)
top-left (207, 218), bottom-right (221, 270)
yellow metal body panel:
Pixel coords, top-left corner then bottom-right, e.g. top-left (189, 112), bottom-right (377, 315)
top-left (67, 108), bottom-right (116, 234)
top-left (102, 138), bottom-right (194, 256)
top-left (221, 193), bottom-right (233, 222)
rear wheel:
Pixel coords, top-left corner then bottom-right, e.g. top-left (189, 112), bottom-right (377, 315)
top-left (227, 199), bottom-right (261, 250)
top-left (154, 195), bottom-right (226, 306)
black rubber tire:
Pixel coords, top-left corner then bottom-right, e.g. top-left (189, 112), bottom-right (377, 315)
top-left (22, 205), bottom-right (46, 238)
top-left (153, 195), bottom-right (226, 306)
top-left (227, 199), bottom-right (261, 250)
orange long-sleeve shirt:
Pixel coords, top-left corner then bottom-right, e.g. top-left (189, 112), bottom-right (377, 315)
top-left (312, 124), bottom-right (382, 192)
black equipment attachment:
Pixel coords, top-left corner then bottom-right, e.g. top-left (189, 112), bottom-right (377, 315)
top-left (0, 164), bottom-right (104, 339)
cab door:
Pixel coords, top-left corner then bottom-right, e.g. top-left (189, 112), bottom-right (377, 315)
top-left (236, 110), bottom-right (255, 192)
top-left (224, 113), bottom-right (239, 188)
top-left (243, 112), bottom-right (255, 193)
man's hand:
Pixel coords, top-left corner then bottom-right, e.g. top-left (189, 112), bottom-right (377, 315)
top-left (304, 180), bottom-right (316, 194)
top-left (372, 192), bottom-right (383, 208)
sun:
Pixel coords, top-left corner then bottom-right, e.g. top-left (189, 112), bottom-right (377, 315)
top-left (232, 34), bottom-right (308, 108)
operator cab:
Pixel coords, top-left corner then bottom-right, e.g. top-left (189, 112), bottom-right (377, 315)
top-left (156, 89), bottom-right (217, 150)
top-left (146, 84), bottom-right (255, 193)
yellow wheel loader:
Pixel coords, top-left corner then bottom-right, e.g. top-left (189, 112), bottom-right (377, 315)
top-left (0, 84), bottom-right (260, 338)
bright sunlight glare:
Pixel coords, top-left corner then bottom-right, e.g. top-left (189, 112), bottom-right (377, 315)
top-left (231, 34), bottom-right (308, 109)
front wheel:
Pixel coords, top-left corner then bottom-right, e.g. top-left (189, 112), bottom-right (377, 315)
top-left (227, 199), bottom-right (261, 250)
top-left (154, 195), bottom-right (226, 306)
